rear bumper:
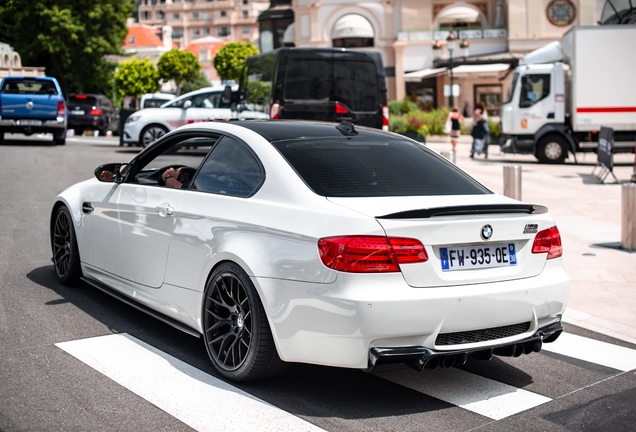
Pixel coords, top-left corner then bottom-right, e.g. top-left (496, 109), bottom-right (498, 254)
top-left (0, 117), bottom-right (67, 133)
top-left (255, 259), bottom-right (570, 369)
top-left (67, 116), bottom-right (106, 129)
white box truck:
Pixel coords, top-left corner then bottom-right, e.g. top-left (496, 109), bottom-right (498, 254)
top-left (499, 25), bottom-right (636, 163)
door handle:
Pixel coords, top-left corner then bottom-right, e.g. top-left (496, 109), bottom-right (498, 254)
top-left (155, 204), bottom-right (174, 216)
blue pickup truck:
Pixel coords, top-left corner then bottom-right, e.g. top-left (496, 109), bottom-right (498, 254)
top-left (0, 76), bottom-right (67, 145)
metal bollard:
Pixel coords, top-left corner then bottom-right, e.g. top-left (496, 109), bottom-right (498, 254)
top-left (503, 165), bottom-right (522, 200)
top-left (441, 151), bottom-right (456, 164)
top-left (622, 183), bottom-right (636, 250)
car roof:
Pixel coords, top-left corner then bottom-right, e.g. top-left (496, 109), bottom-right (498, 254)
top-left (212, 120), bottom-right (394, 142)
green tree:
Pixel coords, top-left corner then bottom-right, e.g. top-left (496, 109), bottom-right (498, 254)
top-left (114, 57), bottom-right (160, 106)
top-left (213, 42), bottom-right (259, 82)
top-left (180, 71), bottom-right (211, 94)
top-left (0, 0), bottom-right (134, 95)
top-left (157, 49), bottom-right (201, 95)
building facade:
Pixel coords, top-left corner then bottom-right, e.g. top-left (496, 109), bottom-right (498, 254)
top-left (136, 0), bottom-right (269, 47)
top-left (283, 0), bottom-right (610, 112)
top-left (0, 43), bottom-right (45, 78)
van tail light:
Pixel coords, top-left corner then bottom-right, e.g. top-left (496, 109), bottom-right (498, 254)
top-left (270, 102), bottom-right (280, 119)
top-left (57, 101), bottom-right (65, 116)
top-left (531, 226), bottom-right (562, 259)
top-left (382, 105), bottom-right (389, 131)
top-left (90, 108), bottom-right (103, 116)
top-left (335, 102), bottom-right (349, 114)
top-left (318, 236), bottom-right (427, 273)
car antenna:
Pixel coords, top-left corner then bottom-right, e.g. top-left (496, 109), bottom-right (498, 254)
top-left (336, 121), bottom-right (358, 136)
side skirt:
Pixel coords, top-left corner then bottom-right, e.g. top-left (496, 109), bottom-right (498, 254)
top-left (81, 276), bottom-right (201, 338)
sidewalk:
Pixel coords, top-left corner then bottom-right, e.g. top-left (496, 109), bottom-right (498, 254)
top-left (425, 136), bottom-right (636, 345)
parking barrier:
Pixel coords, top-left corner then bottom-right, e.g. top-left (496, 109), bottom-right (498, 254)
top-left (621, 183), bottom-right (636, 250)
top-left (503, 165), bottom-right (522, 201)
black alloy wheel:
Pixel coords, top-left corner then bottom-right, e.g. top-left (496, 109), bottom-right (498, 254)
top-left (141, 125), bottom-right (168, 148)
top-left (51, 206), bottom-right (82, 285)
top-left (203, 263), bottom-right (287, 382)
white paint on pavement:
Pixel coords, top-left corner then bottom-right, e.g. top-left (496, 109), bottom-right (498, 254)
top-left (56, 333), bottom-right (324, 432)
top-left (541, 332), bottom-right (636, 372)
top-left (376, 367), bottom-right (551, 420)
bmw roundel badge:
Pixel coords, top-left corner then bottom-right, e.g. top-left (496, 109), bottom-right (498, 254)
top-left (481, 224), bottom-right (493, 240)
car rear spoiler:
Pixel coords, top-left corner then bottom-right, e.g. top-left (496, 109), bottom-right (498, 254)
top-left (377, 204), bottom-right (548, 219)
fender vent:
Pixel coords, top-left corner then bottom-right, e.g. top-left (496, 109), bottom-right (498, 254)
top-left (436, 322), bottom-right (531, 346)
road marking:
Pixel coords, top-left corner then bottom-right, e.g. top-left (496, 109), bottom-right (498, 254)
top-left (541, 332), bottom-right (636, 372)
top-left (376, 367), bottom-right (551, 420)
top-left (56, 333), bottom-right (325, 432)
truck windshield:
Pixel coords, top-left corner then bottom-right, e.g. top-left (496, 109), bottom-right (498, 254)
top-left (1, 79), bottom-right (58, 95)
top-left (505, 72), bottom-right (519, 104)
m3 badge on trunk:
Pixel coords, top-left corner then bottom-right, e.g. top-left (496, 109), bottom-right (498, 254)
top-left (524, 224), bottom-right (539, 234)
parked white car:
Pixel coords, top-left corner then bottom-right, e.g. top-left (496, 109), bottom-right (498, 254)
top-left (122, 85), bottom-right (266, 147)
top-left (51, 120), bottom-right (569, 382)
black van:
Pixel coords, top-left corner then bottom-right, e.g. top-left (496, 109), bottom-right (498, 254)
top-left (237, 48), bottom-right (388, 130)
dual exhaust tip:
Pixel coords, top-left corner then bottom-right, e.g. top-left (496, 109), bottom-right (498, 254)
top-left (415, 340), bottom-right (542, 371)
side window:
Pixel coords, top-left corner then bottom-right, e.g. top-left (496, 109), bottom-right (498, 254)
top-left (192, 136), bottom-right (262, 197)
top-left (519, 74), bottom-right (551, 107)
top-left (245, 55), bottom-right (275, 112)
top-left (133, 136), bottom-right (219, 187)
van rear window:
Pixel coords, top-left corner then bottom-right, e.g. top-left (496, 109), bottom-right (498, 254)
top-left (333, 61), bottom-right (378, 111)
top-left (272, 138), bottom-right (489, 197)
top-left (284, 59), bottom-right (331, 101)
top-left (1, 79), bottom-right (58, 95)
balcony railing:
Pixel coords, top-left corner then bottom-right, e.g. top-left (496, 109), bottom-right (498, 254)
top-left (398, 27), bottom-right (507, 42)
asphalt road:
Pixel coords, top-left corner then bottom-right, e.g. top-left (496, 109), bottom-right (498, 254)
top-left (1, 133), bottom-right (636, 432)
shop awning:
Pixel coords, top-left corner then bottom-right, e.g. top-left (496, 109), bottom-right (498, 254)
top-left (403, 67), bottom-right (447, 82)
top-left (332, 14), bottom-right (375, 39)
top-left (437, 6), bottom-right (481, 24)
top-left (451, 63), bottom-right (510, 74)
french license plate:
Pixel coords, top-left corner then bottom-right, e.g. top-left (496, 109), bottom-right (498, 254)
top-left (18, 119), bottom-right (42, 126)
top-left (70, 110), bottom-right (85, 115)
top-left (440, 243), bottom-right (517, 271)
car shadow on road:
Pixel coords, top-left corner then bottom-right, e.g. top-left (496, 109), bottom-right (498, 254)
top-left (0, 138), bottom-right (56, 147)
top-left (26, 264), bottom-right (536, 423)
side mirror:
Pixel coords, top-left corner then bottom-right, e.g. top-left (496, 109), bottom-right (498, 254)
top-left (222, 85), bottom-right (233, 104)
top-left (183, 100), bottom-right (192, 109)
top-left (95, 163), bottom-right (130, 183)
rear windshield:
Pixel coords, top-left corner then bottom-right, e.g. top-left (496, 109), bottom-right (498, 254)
top-left (68, 95), bottom-right (98, 105)
top-left (1, 79), bottom-right (58, 95)
top-left (272, 138), bottom-right (490, 197)
top-left (143, 98), bottom-right (172, 108)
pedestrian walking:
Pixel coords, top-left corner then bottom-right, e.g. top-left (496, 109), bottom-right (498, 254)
top-left (448, 107), bottom-right (464, 153)
top-left (470, 104), bottom-right (489, 158)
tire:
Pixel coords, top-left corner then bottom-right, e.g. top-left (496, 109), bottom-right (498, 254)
top-left (0, 131), bottom-right (4, 144)
top-left (140, 124), bottom-right (168, 148)
top-left (51, 205), bottom-right (82, 286)
top-left (54, 130), bottom-right (66, 145)
top-left (73, 129), bottom-right (84, 136)
top-left (202, 262), bottom-right (288, 382)
top-left (537, 135), bottom-right (568, 164)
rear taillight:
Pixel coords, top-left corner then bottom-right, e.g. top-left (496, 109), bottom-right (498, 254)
top-left (57, 101), bottom-right (65, 116)
top-left (318, 236), bottom-right (427, 273)
top-left (382, 105), bottom-right (389, 131)
top-left (90, 108), bottom-right (103, 116)
top-left (335, 102), bottom-right (349, 114)
top-left (531, 226), bottom-right (562, 259)
top-left (270, 102), bottom-right (279, 119)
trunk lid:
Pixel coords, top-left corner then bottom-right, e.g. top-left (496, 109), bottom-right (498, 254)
top-left (328, 195), bottom-right (556, 288)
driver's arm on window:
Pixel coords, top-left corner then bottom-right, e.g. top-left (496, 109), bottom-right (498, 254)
top-left (162, 167), bottom-right (183, 189)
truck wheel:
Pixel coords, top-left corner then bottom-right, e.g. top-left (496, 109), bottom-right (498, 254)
top-left (537, 135), bottom-right (568, 164)
top-left (0, 131), bottom-right (4, 144)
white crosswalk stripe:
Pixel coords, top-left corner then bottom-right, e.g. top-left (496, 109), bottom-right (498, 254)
top-left (376, 367), bottom-right (551, 420)
top-left (55, 331), bottom-right (636, 429)
top-left (55, 333), bottom-right (325, 432)
top-left (540, 332), bottom-right (636, 372)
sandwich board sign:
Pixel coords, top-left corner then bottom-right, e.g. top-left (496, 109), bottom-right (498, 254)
top-left (592, 126), bottom-right (618, 184)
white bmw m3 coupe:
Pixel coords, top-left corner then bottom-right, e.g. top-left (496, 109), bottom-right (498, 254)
top-left (50, 120), bottom-right (569, 382)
